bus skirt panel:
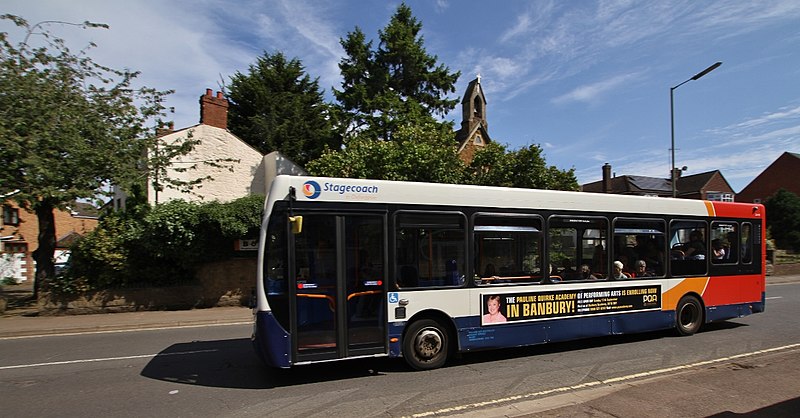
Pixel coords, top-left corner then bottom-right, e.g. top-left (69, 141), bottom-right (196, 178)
top-left (706, 296), bottom-right (765, 322)
top-left (253, 311), bottom-right (292, 368)
top-left (455, 310), bottom-right (675, 352)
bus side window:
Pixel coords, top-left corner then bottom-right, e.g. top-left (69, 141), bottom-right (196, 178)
top-left (670, 220), bottom-right (708, 277)
top-left (474, 215), bottom-right (542, 286)
top-left (548, 216), bottom-right (607, 282)
top-left (395, 212), bottom-right (466, 289)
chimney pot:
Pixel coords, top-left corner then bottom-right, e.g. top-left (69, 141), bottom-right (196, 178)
top-left (602, 163), bottom-right (612, 193)
top-left (199, 88), bottom-right (229, 129)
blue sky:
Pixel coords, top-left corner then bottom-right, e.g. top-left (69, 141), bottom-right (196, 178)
top-left (3, 0), bottom-right (799, 192)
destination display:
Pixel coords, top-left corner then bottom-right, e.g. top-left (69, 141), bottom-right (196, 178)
top-left (481, 285), bottom-right (662, 325)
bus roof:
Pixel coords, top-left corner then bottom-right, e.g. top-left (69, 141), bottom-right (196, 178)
top-left (268, 175), bottom-right (764, 218)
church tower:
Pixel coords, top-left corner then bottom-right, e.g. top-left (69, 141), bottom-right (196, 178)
top-left (455, 76), bottom-right (491, 164)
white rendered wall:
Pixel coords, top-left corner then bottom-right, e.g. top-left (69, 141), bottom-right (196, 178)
top-left (148, 124), bottom-right (266, 204)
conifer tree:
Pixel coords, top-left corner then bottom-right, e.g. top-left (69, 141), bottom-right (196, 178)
top-left (334, 3), bottom-right (460, 141)
top-left (226, 52), bottom-right (339, 165)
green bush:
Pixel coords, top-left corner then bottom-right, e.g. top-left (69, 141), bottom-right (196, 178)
top-left (58, 195), bottom-right (264, 292)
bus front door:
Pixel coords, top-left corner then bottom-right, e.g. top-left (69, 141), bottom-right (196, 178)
top-left (291, 213), bottom-right (386, 363)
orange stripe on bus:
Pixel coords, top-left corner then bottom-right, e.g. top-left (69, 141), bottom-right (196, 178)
top-left (662, 277), bottom-right (709, 311)
top-left (704, 201), bottom-right (716, 216)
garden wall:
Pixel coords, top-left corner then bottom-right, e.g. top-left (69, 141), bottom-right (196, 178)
top-left (37, 258), bottom-right (256, 315)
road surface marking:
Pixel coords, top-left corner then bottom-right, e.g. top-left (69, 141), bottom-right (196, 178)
top-left (0, 321), bottom-right (252, 341)
top-left (0, 349), bottom-right (218, 371)
top-left (409, 343), bottom-right (800, 418)
top-left (765, 296), bottom-right (783, 300)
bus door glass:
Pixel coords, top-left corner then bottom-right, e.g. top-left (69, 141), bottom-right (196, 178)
top-left (290, 213), bottom-right (385, 361)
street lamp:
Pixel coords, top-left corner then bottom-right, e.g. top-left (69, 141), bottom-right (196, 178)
top-left (670, 61), bottom-right (722, 198)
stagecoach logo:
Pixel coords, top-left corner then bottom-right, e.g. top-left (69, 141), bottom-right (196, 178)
top-left (302, 180), bottom-right (321, 199)
top-left (301, 179), bottom-right (380, 200)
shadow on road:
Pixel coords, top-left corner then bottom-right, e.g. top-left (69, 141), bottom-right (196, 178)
top-left (140, 321), bottom-right (748, 389)
top-left (709, 396), bottom-right (800, 418)
top-left (140, 338), bottom-right (405, 389)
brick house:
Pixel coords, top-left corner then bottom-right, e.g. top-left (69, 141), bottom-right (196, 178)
top-left (581, 163), bottom-right (735, 201)
top-left (455, 76), bottom-right (492, 164)
top-left (736, 152), bottom-right (800, 203)
top-left (1, 197), bottom-right (98, 283)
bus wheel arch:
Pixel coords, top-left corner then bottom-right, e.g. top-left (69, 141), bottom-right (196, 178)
top-left (402, 311), bottom-right (457, 370)
top-left (675, 293), bottom-right (705, 336)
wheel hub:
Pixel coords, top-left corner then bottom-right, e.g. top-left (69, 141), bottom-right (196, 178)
top-left (415, 329), bottom-right (442, 359)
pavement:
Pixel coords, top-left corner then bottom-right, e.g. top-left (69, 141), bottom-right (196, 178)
top-left (1, 275), bottom-right (798, 417)
top-left (0, 305), bottom-right (253, 338)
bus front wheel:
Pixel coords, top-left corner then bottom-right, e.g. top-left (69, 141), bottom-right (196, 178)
top-left (403, 319), bottom-right (449, 370)
top-left (675, 295), bottom-right (703, 336)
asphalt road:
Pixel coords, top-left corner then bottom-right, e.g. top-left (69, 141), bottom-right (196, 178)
top-left (1, 282), bottom-right (799, 417)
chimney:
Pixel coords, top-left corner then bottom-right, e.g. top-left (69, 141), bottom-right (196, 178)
top-left (602, 163), bottom-right (612, 193)
top-left (199, 88), bottom-right (229, 129)
top-left (156, 121), bottom-right (174, 137)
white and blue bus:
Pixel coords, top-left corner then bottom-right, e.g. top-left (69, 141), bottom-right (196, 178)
top-left (252, 176), bottom-right (765, 370)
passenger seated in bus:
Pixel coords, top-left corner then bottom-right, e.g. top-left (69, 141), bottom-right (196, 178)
top-left (633, 260), bottom-right (653, 277)
top-left (559, 259), bottom-right (576, 280)
top-left (711, 239), bottom-right (725, 260)
top-left (610, 260), bottom-right (630, 280)
top-left (724, 231), bottom-right (737, 261)
top-left (578, 264), bottom-right (598, 280)
top-left (616, 254), bottom-right (633, 275)
top-left (542, 264), bottom-right (561, 283)
top-left (683, 230), bottom-right (706, 260)
top-left (593, 244), bottom-right (606, 275)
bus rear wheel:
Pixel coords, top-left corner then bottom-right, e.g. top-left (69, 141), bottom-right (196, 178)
top-left (675, 295), bottom-right (703, 336)
top-left (403, 319), bottom-right (449, 370)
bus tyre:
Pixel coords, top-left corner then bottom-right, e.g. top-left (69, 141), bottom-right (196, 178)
top-left (403, 319), bottom-right (449, 370)
top-left (675, 295), bottom-right (703, 336)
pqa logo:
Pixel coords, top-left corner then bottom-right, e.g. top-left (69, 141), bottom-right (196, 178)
top-left (302, 180), bottom-right (321, 199)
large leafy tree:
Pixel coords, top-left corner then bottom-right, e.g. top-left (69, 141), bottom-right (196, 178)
top-left (226, 52), bottom-right (339, 165)
top-left (467, 142), bottom-right (579, 190)
top-left (0, 15), bottom-right (170, 296)
top-left (334, 2), bottom-right (460, 140)
top-left (307, 120), bottom-right (465, 184)
top-left (765, 189), bottom-right (800, 251)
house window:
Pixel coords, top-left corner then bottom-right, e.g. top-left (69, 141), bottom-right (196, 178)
top-left (3, 206), bottom-right (19, 226)
top-left (706, 192), bottom-right (733, 202)
top-left (474, 134), bottom-right (483, 145)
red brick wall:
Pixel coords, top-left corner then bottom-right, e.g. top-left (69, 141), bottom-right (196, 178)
top-left (737, 153), bottom-right (800, 202)
top-left (2, 202), bottom-right (98, 283)
top-left (701, 172), bottom-right (735, 199)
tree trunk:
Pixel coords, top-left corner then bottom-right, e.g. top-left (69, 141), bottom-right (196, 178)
top-left (31, 201), bottom-right (56, 299)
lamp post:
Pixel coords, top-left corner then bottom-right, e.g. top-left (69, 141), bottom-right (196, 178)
top-left (670, 61), bottom-right (722, 198)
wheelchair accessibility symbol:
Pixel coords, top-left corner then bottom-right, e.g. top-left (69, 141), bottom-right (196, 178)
top-left (388, 293), bottom-right (399, 304)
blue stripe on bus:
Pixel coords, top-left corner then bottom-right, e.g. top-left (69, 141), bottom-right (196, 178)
top-left (253, 311), bottom-right (292, 368)
top-left (453, 311), bottom-right (674, 351)
top-left (706, 298), bottom-right (764, 321)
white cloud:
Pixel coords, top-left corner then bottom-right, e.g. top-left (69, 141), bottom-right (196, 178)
top-left (552, 72), bottom-right (641, 105)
